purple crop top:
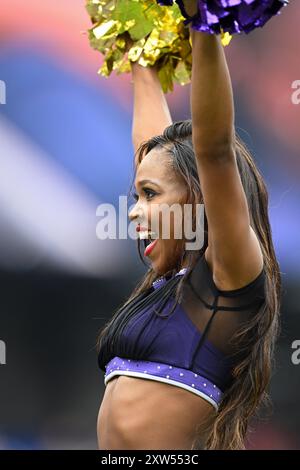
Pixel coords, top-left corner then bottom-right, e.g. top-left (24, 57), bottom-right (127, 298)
top-left (101, 252), bottom-right (266, 410)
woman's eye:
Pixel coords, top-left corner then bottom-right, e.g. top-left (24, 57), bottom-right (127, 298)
top-left (132, 189), bottom-right (156, 201)
top-left (143, 188), bottom-right (156, 200)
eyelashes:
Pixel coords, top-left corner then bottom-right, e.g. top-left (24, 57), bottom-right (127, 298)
top-left (133, 188), bottom-right (156, 201)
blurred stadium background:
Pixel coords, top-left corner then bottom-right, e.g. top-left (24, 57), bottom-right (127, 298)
top-left (0, 0), bottom-right (299, 450)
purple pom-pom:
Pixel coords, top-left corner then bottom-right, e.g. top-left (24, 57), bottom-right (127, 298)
top-left (156, 0), bottom-right (289, 34)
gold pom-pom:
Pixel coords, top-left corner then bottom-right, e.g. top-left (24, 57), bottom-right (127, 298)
top-left (85, 0), bottom-right (232, 93)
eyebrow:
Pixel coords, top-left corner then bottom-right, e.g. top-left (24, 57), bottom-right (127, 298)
top-left (135, 179), bottom-right (161, 189)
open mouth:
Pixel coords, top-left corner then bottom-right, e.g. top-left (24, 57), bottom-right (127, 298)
top-left (139, 231), bottom-right (156, 245)
top-left (138, 231), bottom-right (158, 256)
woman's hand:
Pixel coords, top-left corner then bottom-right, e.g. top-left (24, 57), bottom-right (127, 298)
top-left (180, 0), bottom-right (198, 18)
top-left (124, 31), bottom-right (158, 74)
top-left (123, 31), bottom-right (134, 54)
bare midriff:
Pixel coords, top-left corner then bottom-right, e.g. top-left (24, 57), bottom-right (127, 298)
top-left (97, 375), bottom-right (215, 450)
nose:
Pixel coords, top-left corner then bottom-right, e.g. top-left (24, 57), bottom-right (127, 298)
top-left (128, 199), bottom-right (143, 222)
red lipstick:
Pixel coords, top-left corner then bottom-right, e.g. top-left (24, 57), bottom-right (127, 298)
top-left (144, 239), bottom-right (158, 257)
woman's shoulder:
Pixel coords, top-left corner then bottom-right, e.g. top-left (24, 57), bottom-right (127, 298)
top-left (186, 247), bottom-right (266, 304)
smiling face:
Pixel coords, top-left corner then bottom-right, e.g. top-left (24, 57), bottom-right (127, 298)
top-left (128, 146), bottom-right (190, 275)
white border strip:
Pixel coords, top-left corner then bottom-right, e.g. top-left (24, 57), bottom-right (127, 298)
top-left (104, 370), bottom-right (219, 410)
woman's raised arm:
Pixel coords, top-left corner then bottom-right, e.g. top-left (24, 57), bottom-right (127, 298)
top-left (190, 29), bottom-right (235, 153)
top-left (131, 61), bottom-right (173, 156)
top-left (189, 28), bottom-right (264, 291)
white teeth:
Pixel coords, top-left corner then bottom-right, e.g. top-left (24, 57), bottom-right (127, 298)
top-left (139, 231), bottom-right (157, 240)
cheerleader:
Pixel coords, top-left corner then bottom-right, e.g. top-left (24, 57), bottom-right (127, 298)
top-left (95, 1), bottom-right (282, 450)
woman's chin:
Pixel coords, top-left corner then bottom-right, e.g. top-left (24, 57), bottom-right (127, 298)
top-left (147, 242), bottom-right (179, 274)
top-left (151, 258), bottom-right (174, 276)
top-left (151, 262), bottom-right (162, 275)
top-left (151, 259), bottom-right (165, 276)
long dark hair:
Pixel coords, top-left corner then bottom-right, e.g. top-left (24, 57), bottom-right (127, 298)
top-left (96, 120), bottom-right (282, 450)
